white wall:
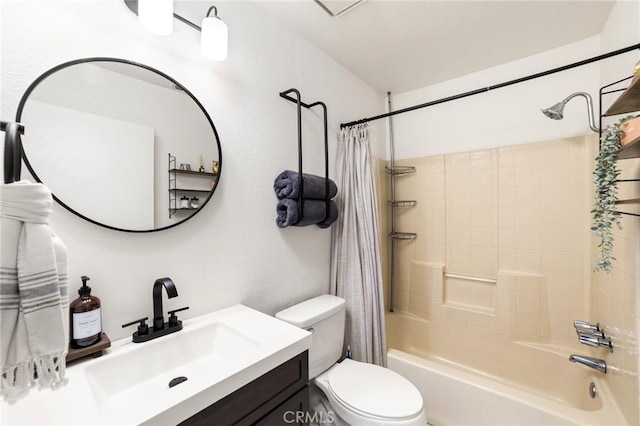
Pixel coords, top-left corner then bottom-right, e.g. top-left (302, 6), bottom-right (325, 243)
top-left (599, 0), bottom-right (640, 99)
top-left (391, 36), bottom-right (602, 159)
top-left (25, 100), bottom-right (155, 230)
top-left (1, 0), bottom-right (383, 341)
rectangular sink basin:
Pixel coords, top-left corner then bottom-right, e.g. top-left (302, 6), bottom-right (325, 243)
top-left (66, 305), bottom-right (310, 425)
top-left (85, 321), bottom-right (260, 412)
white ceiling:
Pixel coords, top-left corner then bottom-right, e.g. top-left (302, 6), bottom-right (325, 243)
top-left (257, 0), bottom-right (616, 94)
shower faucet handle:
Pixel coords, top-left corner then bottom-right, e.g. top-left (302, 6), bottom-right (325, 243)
top-left (574, 320), bottom-right (605, 338)
top-left (574, 320), bottom-right (600, 331)
top-left (578, 333), bottom-right (614, 352)
top-left (574, 320), bottom-right (599, 330)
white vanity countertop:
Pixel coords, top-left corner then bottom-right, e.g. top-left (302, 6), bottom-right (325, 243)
top-left (0, 305), bottom-right (312, 425)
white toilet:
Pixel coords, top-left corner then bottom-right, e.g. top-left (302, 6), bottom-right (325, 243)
top-left (276, 294), bottom-right (427, 425)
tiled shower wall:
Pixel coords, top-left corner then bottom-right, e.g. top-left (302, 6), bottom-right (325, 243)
top-left (379, 135), bottom-right (596, 348)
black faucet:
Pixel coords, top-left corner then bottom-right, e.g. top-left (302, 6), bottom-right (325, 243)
top-left (153, 277), bottom-right (178, 331)
top-left (122, 277), bottom-right (189, 343)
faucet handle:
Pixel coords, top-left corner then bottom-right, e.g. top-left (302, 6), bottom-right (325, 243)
top-left (574, 320), bottom-right (600, 330)
top-left (122, 317), bottom-right (150, 336)
top-left (168, 306), bottom-right (189, 327)
top-left (578, 333), bottom-right (614, 352)
top-left (574, 320), bottom-right (604, 337)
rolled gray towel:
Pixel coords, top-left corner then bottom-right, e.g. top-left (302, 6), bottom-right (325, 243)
top-left (274, 170), bottom-right (338, 200)
top-left (276, 198), bottom-right (339, 229)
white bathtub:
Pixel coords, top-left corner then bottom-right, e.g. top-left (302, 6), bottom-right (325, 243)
top-left (386, 313), bottom-right (628, 425)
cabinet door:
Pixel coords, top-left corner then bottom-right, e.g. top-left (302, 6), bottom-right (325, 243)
top-left (179, 351), bottom-right (308, 426)
top-left (255, 385), bottom-right (310, 426)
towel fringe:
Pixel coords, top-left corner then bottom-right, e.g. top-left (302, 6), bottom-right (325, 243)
top-left (1, 350), bottom-right (67, 403)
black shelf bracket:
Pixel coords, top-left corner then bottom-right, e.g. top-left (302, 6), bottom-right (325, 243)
top-left (168, 153), bottom-right (177, 217)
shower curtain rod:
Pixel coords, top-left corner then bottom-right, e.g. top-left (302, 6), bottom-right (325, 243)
top-left (340, 42), bottom-right (640, 129)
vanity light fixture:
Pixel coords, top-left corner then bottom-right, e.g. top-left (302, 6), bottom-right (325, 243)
top-left (124, 0), bottom-right (228, 61)
top-left (200, 6), bottom-right (228, 61)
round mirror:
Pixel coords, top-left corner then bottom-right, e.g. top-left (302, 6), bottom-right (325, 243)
top-left (16, 58), bottom-right (222, 232)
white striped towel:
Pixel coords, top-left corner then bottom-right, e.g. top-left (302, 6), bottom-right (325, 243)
top-left (0, 181), bottom-right (68, 402)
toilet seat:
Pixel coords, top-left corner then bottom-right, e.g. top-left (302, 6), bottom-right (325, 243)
top-left (321, 359), bottom-right (424, 421)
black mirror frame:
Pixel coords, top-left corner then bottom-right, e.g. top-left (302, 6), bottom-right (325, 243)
top-left (15, 57), bottom-right (222, 233)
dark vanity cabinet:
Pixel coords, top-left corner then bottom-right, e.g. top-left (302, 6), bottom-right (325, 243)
top-left (179, 351), bottom-right (309, 426)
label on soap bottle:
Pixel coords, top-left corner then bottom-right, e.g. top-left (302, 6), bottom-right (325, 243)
top-left (73, 308), bottom-right (102, 339)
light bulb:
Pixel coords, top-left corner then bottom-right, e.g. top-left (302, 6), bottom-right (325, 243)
top-left (138, 0), bottom-right (174, 36)
top-left (201, 15), bottom-right (228, 61)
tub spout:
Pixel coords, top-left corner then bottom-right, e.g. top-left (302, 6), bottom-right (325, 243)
top-left (569, 354), bottom-right (607, 374)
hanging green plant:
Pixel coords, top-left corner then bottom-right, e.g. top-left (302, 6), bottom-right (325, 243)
top-left (591, 114), bottom-right (639, 272)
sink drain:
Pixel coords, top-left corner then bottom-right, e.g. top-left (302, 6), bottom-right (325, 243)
top-left (169, 376), bottom-right (188, 388)
top-left (589, 382), bottom-right (597, 399)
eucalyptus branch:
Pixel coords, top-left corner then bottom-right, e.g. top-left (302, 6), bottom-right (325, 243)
top-left (591, 114), bottom-right (639, 272)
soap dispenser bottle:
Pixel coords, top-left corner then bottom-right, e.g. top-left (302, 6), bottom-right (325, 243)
top-left (70, 275), bottom-right (102, 348)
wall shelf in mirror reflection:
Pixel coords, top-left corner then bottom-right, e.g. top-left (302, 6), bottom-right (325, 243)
top-left (168, 153), bottom-right (217, 218)
top-left (15, 57), bottom-right (222, 232)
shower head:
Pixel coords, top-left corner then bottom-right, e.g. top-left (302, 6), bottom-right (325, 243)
top-left (541, 91), bottom-right (599, 132)
top-left (541, 102), bottom-right (566, 120)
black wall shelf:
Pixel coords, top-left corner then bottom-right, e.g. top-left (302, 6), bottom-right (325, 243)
top-left (168, 153), bottom-right (216, 218)
top-left (599, 74), bottom-right (640, 217)
top-left (169, 189), bottom-right (213, 193)
top-left (618, 136), bottom-right (640, 160)
top-left (169, 208), bottom-right (199, 212)
top-left (169, 168), bottom-right (218, 177)
top-left (605, 76), bottom-right (640, 116)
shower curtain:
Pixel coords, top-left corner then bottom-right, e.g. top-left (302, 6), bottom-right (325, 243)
top-left (331, 123), bottom-right (386, 366)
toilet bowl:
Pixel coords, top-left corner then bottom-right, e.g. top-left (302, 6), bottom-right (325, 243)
top-left (276, 295), bottom-right (427, 425)
top-left (314, 358), bottom-right (427, 425)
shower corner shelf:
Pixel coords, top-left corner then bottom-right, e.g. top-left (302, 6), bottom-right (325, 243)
top-left (385, 165), bottom-right (416, 176)
top-left (389, 232), bottom-right (417, 240)
top-left (388, 200), bottom-right (417, 208)
top-left (386, 94), bottom-right (418, 313)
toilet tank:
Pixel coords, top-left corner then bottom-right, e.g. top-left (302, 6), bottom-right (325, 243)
top-left (276, 295), bottom-right (345, 379)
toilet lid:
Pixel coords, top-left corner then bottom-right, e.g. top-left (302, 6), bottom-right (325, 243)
top-left (327, 359), bottom-right (423, 420)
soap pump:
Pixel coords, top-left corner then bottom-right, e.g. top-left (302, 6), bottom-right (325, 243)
top-left (69, 275), bottom-right (102, 349)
